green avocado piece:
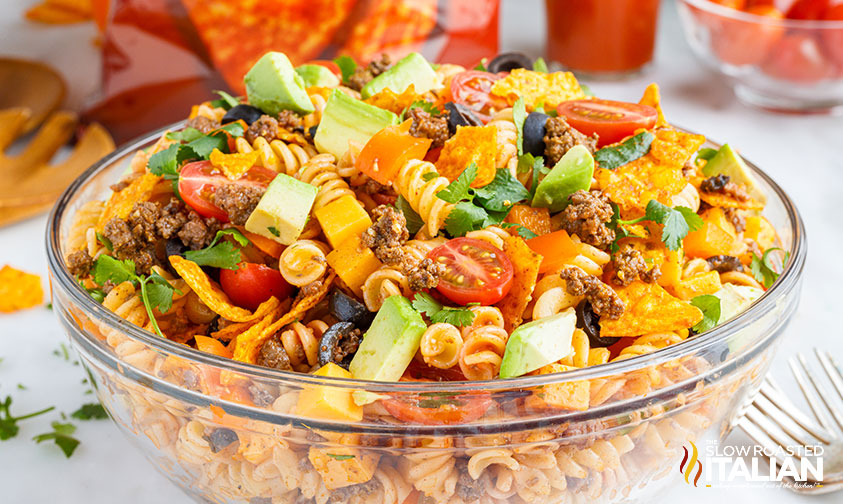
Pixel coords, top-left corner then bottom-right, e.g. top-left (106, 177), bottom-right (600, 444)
top-left (360, 52), bottom-right (438, 99)
top-left (244, 173), bottom-right (317, 245)
top-left (295, 64), bottom-right (340, 88)
top-left (314, 89), bottom-right (399, 158)
top-left (499, 308), bottom-right (577, 379)
top-left (349, 296), bottom-right (426, 382)
top-left (714, 283), bottom-right (764, 353)
top-left (702, 144), bottom-right (766, 204)
top-left (531, 145), bottom-right (595, 212)
top-left (244, 52), bottom-right (315, 116)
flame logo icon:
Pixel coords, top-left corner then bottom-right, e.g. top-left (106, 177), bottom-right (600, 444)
top-left (679, 441), bottom-right (703, 487)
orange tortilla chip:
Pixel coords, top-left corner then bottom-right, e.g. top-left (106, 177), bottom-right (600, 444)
top-left (0, 265), bottom-right (43, 312)
top-left (600, 281), bottom-right (703, 337)
top-left (233, 272), bottom-right (335, 364)
top-left (639, 83), bottom-right (668, 128)
top-left (363, 84), bottom-right (422, 116)
top-left (210, 297), bottom-right (292, 341)
top-left (97, 172), bottom-right (161, 230)
top-left (277, 129), bottom-right (311, 148)
top-left (496, 236), bottom-right (542, 332)
top-left (594, 128), bottom-right (705, 217)
top-left (436, 125), bottom-right (497, 188)
top-left (209, 148), bottom-right (259, 180)
top-left (169, 256), bottom-right (282, 322)
top-left (491, 69), bottom-right (586, 109)
top-left (698, 190), bottom-right (764, 211)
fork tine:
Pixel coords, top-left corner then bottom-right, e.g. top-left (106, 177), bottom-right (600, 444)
top-left (753, 393), bottom-right (830, 446)
top-left (798, 352), bottom-right (843, 433)
top-left (736, 412), bottom-right (791, 469)
top-left (815, 348), bottom-right (843, 404)
top-left (760, 379), bottom-right (835, 444)
top-left (791, 354), bottom-right (843, 435)
top-left (744, 405), bottom-right (815, 465)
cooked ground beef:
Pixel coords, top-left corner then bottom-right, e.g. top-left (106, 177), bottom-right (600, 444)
top-left (543, 116), bottom-right (598, 165)
top-left (707, 255), bottom-right (744, 273)
top-left (256, 336), bottom-right (293, 371)
top-left (560, 266), bottom-right (624, 320)
top-left (724, 207), bottom-right (746, 233)
top-left (455, 465), bottom-right (487, 501)
top-left (276, 109), bottom-right (303, 131)
top-left (214, 183), bottom-right (265, 226)
top-left (244, 115), bottom-right (278, 144)
top-left (66, 250), bottom-right (93, 277)
top-left (178, 211), bottom-right (219, 250)
top-left (408, 107), bottom-right (449, 148)
top-left (102, 217), bottom-right (156, 275)
top-left (157, 198), bottom-right (188, 239)
top-left (612, 247), bottom-right (661, 286)
top-left (101, 279), bottom-right (116, 294)
top-left (127, 201), bottom-right (160, 243)
top-left (347, 54), bottom-right (391, 91)
top-left (407, 257), bottom-right (445, 291)
top-left (560, 190), bottom-right (616, 249)
top-left (700, 174), bottom-right (729, 192)
top-left (328, 479), bottom-right (381, 503)
top-left (248, 383), bottom-right (276, 407)
top-left (185, 115), bottom-right (220, 135)
top-left (361, 205), bottom-right (409, 265)
top-left (297, 280), bottom-right (323, 302)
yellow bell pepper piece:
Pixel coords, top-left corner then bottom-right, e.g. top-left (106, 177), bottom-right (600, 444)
top-left (326, 234), bottom-right (383, 296)
top-left (295, 363), bottom-right (363, 422)
top-left (314, 195), bottom-right (373, 249)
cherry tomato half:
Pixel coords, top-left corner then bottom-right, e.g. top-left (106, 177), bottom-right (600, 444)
top-left (178, 161), bottom-right (276, 222)
top-left (381, 391), bottom-right (493, 426)
top-left (556, 99), bottom-right (658, 147)
top-left (449, 70), bottom-right (508, 122)
top-left (219, 262), bottom-right (292, 311)
top-left (822, 5), bottom-right (843, 70)
top-left (404, 358), bottom-right (467, 382)
top-left (760, 34), bottom-right (834, 83)
top-left (427, 237), bottom-right (514, 306)
top-left (785, 0), bottom-right (830, 20)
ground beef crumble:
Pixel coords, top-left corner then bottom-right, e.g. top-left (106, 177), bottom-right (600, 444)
top-left (66, 250), bottom-right (93, 277)
top-left (256, 335), bottom-right (294, 371)
top-left (408, 107), bottom-right (449, 148)
top-left (560, 266), bottom-right (624, 320)
top-left (361, 205), bottom-right (409, 266)
top-left (276, 109), bottom-right (303, 131)
top-left (213, 183), bottom-right (265, 226)
top-left (707, 255), bottom-right (744, 273)
top-left (185, 115), bottom-right (220, 135)
top-left (347, 54), bottom-right (391, 91)
top-left (455, 464), bottom-right (487, 501)
top-left (102, 217), bottom-right (156, 275)
top-left (612, 247), bottom-right (661, 286)
top-left (543, 116), bottom-right (598, 165)
top-left (560, 190), bottom-right (616, 249)
top-left (724, 207), bottom-right (746, 233)
top-left (327, 478), bottom-right (381, 503)
top-left (244, 115), bottom-right (278, 144)
top-left (407, 257), bottom-right (445, 291)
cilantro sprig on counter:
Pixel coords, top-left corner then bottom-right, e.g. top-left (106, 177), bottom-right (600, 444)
top-left (690, 295), bottom-right (721, 334)
top-left (612, 200), bottom-right (703, 251)
top-left (92, 256), bottom-right (181, 338)
top-left (751, 248), bottom-right (788, 289)
top-left (183, 229), bottom-right (250, 270)
top-left (594, 131), bottom-right (654, 170)
top-left (0, 396), bottom-right (54, 441)
top-left (412, 292), bottom-right (476, 327)
top-left (33, 422), bottom-right (80, 458)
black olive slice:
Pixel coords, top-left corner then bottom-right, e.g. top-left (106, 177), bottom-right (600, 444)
top-left (523, 112), bottom-right (550, 157)
top-left (330, 290), bottom-right (375, 329)
top-left (318, 321), bottom-right (360, 369)
top-left (443, 102), bottom-right (484, 135)
top-left (221, 104), bottom-right (264, 126)
top-left (575, 300), bottom-right (620, 348)
top-left (205, 428), bottom-right (239, 453)
top-left (487, 52), bottom-right (533, 73)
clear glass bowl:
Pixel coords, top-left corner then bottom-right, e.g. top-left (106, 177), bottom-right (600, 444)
top-left (678, 0), bottom-right (843, 113)
top-left (46, 124), bottom-right (806, 504)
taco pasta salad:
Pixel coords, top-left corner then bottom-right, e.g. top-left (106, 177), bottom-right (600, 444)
top-left (63, 51), bottom-right (787, 503)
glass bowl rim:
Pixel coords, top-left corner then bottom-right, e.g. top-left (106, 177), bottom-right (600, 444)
top-left (46, 121), bottom-right (807, 394)
top-left (679, 0), bottom-right (843, 29)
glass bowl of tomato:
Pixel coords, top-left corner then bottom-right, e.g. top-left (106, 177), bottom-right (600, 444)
top-left (678, 0), bottom-right (843, 113)
top-left (46, 123), bottom-right (806, 503)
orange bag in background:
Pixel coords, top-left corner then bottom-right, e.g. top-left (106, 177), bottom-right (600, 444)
top-left (85, 0), bottom-right (499, 143)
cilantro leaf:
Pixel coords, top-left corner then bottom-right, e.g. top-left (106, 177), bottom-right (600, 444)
top-left (327, 453), bottom-right (355, 461)
top-left (70, 403), bottom-right (108, 421)
top-left (402, 100), bottom-right (443, 120)
top-left (267, 226), bottom-right (280, 237)
top-left (217, 121), bottom-right (245, 137)
top-left (474, 168), bottom-right (530, 212)
top-left (690, 295), bottom-right (721, 333)
top-left (333, 55), bottom-right (357, 85)
top-left (211, 90), bottom-right (240, 110)
top-left (411, 292), bottom-right (476, 327)
top-left (473, 58), bottom-right (488, 72)
top-left (184, 240), bottom-right (242, 270)
top-left (147, 144), bottom-right (180, 179)
top-left (0, 396), bottom-right (55, 441)
top-left (645, 201), bottom-right (698, 251)
top-left (594, 131), bottom-right (654, 170)
top-left (751, 248), bottom-right (787, 288)
top-left (33, 421), bottom-right (80, 458)
top-left (395, 195), bottom-right (424, 235)
top-left (92, 255), bottom-right (137, 286)
top-left (437, 163), bottom-right (477, 203)
top-left (532, 57), bottom-right (548, 73)
top-left (513, 97), bottom-right (526, 156)
top-left (444, 201), bottom-right (488, 237)
top-left (95, 232), bottom-right (113, 252)
top-left (580, 83), bottom-right (595, 97)
top-left (184, 133), bottom-right (228, 160)
top-left (144, 274), bottom-right (178, 313)
top-left (165, 127), bottom-right (205, 143)
top-left (502, 223), bottom-right (538, 240)
top-left (214, 228), bottom-right (250, 247)
top-left (411, 291), bottom-right (442, 317)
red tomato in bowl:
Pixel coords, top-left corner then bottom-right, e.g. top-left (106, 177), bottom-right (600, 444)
top-left (219, 262), bottom-right (292, 310)
top-left (449, 70), bottom-right (508, 122)
top-left (785, 0), bottom-right (831, 20)
top-left (710, 5), bottom-right (785, 66)
top-left (821, 4), bottom-right (843, 70)
top-left (556, 99), bottom-right (658, 147)
top-left (427, 237), bottom-right (513, 306)
top-left (381, 391), bottom-right (493, 426)
top-left (760, 33), bottom-right (835, 82)
top-left (178, 161), bottom-right (276, 222)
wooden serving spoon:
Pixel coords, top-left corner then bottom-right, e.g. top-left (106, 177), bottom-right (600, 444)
top-left (0, 58), bottom-right (66, 134)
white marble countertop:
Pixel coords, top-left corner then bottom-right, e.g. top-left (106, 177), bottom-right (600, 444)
top-left (0, 1), bottom-right (841, 503)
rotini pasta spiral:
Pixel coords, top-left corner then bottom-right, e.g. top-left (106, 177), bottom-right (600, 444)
top-left (459, 325), bottom-right (508, 380)
top-left (394, 159), bottom-right (453, 237)
top-left (559, 328), bottom-right (610, 368)
top-left (465, 226), bottom-right (510, 251)
top-left (466, 448), bottom-right (520, 480)
top-left (302, 92), bottom-right (327, 131)
top-left (612, 331), bottom-right (687, 361)
top-left (399, 438), bottom-right (458, 501)
top-left (361, 267), bottom-right (410, 312)
top-left (461, 305), bottom-right (505, 339)
top-left (419, 323), bottom-right (463, 369)
top-left (296, 153), bottom-right (355, 209)
top-left (235, 136), bottom-right (316, 175)
top-left (488, 117), bottom-right (518, 177)
top-left (671, 182), bottom-right (701, 212)
top-left (402, 238), bottom-right (447, 267)
top-left (278, 240), bottom-right (329, 286)
top-left (277, 320), bottom-right (329, 372)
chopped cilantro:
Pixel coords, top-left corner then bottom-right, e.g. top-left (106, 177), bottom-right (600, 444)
top-left (45, 303), bottom-right (52, 311)
top-left (70, 403), bottom-right (108, 421)
top-left (580, 83), bottom-right (595, 97)
top-left (513, 97), bottom-right (526, 156)
top-left (266, 226), bottom-right (280, 237)
top-left (532, 57), bottom-right (548, 73)
top-left (0, 396), bottom-right (54, 441)
top-left (473, 58), bottom-right (488, 71)
top-left (444, 202), bottom-right (488, 237)
top-left (690, 295), bottom-right (721, 333)
top-left (326, 453), bottom-right (355, 461)
top-left (183, 229), bottom-right (249, 270)
top-left (333, 55), bottom-right (357, 85)
top-left (211, 90), bottom-right (239, 110)
top-left (594, 131), bottom-right (654, 170)
top-left (421, 172), bottom-right (438, 182)
top-left (436, 163), bottom-right (477, 204)
top-left (165, 127), bottom-right (205, 143)
top-left (401, 100), bottom-right (443, 121)
top-left (614, 200), bottom-right (703, 251)
top-left (501, 222), bottom-right (538, 239)
top-left (17, 384), bottom-right (26, 390)
top-left (411, 292), bottom-right (476, 327)
top-left (474, 167), bottom-right (530, 212)
top-left (95, 231), bottom-right (113, 252)
top-left (751, 248), bottom-right (788, 288)
top-left (695, 148), bottom-right (718, 162)
top-left (33, 421), bottom-right (80, 458)
top-left (395, 195), bottom-right (424, 236)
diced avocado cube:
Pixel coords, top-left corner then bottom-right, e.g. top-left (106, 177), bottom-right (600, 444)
top-left (360, 52), bottom-right (438, 99)
top-left (245, 52), bottom-right (315, 115)
top-left (702, 144), bottom-right (766, 204)
top-left (244, 173), bottom-right (317, 245)
top-left (499, 308), bottom-right (577, 379)
top-left (714, 284), bottom-right (763, 326)
top-left (349, 296), bottom-right (426, 382)
top-left (532, 145), bottom-right (594, 212)
top-left (296, 64), bottom-right (340, 89)
top-left (314, 89), bottom-right (399, 159)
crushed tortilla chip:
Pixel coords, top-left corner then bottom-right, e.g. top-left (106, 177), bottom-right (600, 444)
top-left (599, 281), bottom-right (703, 337)
top-left (210, 148), bottom-right (259, 180)
top-left (233, 272), bottom-right (335, 364)
top-left (169, 256), bottom-right (282, 322)
top-left (0, 265), bottom-right (44, 313)
top-left (496, 236), bottom-right (542, 332)
top-left (491, 69), bottom-right (586, 109)
top-left (698, 189), bottom-right (764, 211)
top-left (363, 84), bottom-right (423, 115)
top-left (594, 128), bottom-right (705, 217)
top-left (96, 172), bottom-right (161, 230)
top-left (211, 297), bottom-right (292, 341)
top-left (435, 125), bottom-right (497, 188)
top-left (504, 205), bottom-right (552, 236)
top-left (276, 129), bottom-right (311, 147)
top-left (639, 83), bottom-right (668, 128)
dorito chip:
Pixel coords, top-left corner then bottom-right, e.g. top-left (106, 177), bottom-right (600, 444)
top-left (594, 128), bottom-right (705, 217)
top-left (436, 125), bottom-right (497, 188)
top-left (599, 281), bottom-right (703, 337)
top-left (209, 148), bottom-right (259, 180)
top-left (363, 84), bottom-right (422, 116)
top-left (496, 236), bottom-right (542, 332)
top-left (491, 69), bottom-right (586, 109)
top-left (96, 172), bottom-right (161, 230)
top-left (233, 272), bottom-right (335, 364)
top-left (0, 265), bottom-right (43, 313)
top-left (169, 256), bottom-right (281, 322)
top-left (698, 188), bottom-right (765, 211)
top-left (639, 83), bottom-right (668, 128)
top-left (211, 297), bottom-right (291, 341)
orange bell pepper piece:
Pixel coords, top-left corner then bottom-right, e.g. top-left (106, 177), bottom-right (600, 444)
top-left (355, 120), bottom-right (432, 185)
top-left (526, 229), bottom-right (579, 274)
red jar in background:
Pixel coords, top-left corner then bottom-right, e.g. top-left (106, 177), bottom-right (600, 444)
top-left (545, 0), bottom-right (662, 76)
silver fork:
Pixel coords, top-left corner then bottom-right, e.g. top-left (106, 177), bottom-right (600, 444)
top-left (735, 348), bottom-right (843, 494)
